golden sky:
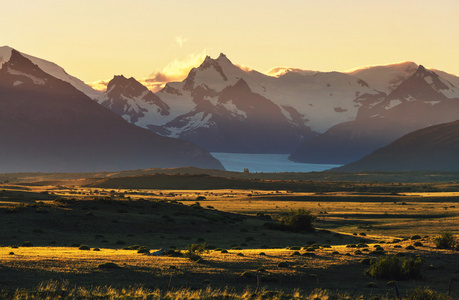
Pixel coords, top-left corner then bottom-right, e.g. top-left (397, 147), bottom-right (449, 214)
top-left (3, 0), bottom-right (458, 85)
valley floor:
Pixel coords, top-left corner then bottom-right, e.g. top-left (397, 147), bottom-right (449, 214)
top-left (0, 180), bottom-right (458, 299)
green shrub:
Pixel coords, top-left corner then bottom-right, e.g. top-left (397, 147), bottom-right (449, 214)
top-left (123, 245), bottom-right (141, 250)
top-left (79, 245), bottom-right (90, 250)
top-left (434, 232), bottom-right (456, 249)
top-left (185, 243), bottom-right (207, 261)
top-left (413, 241), bottom-right (423, 247)
top-left (410, 235), bottom-right (422, 240)
top-left (277, 261), bottom-right (288, 268)
top-left (22, 241), bottom-right (33, 247)
top-left (267, 209), bottom-right (315, 232)
top-left (364, 255), bottom-right (423, 280)
top-left (98, 262), bottom-right (120, 269)
top-left (370, 249), bottom-right (385, 255)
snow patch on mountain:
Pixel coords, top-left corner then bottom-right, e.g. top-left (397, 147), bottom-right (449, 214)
top-left (221, 100), bottom-right (247, 119)
top-left (6, 68), bottom-right (46, 85)
top-left (385, 99), bottom-right (402, 110)
top-left (167, 112), bottom-right (214, 138)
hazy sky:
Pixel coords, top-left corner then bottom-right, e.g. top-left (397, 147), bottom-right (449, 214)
top-left (3, 0), bottom-right (458, 84)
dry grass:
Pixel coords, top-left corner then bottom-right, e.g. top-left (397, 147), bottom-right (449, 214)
top-left (0, 183), bottom-right (458, 298)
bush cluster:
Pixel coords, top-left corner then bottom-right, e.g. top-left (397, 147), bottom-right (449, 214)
top-left (364, 255), bottom-right (423, 280)
top-left (434, 232), bottom-right (457, 249)
top-left (266, 209), bottom-right (315, 232)
top-left (184, 243), bottom-right (207, 261)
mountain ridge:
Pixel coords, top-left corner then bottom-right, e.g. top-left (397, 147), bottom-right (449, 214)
top-left (335, 119), bottom-right (459, 172)
top-left (0, 49), bottom-right (224, 172)
top-left (289, 65), bottom-right (459, 164)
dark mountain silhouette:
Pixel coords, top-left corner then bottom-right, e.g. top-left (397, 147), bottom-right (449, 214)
top-left (336, 119), bottom-right (459, 171)
top-left (0, 50), bottom-right (223, 172)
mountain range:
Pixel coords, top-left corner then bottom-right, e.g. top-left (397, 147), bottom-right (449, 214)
top-left (103, 55), bottom-right (458, 166)
top-left (289, 65), bottom-right (459, 164)
top-left (98, 54), bottom-right (387, 153)
top-left (2, 45), bottom-right (458, 172)
top-left (0, 48), bottom-right (223, 172)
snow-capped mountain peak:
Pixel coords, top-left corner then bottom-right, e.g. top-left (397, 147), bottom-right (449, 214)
top-left (347, 61), bottom-right (418, 94)
top-left (96, 75), bottom-right (170, 125)
top-left (413, 65), bottom-right (459, 99)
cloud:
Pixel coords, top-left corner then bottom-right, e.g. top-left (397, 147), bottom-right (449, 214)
top-left (265, 67), bottom-right (318, 77)
top-left (87, 79), bottom-right (109, 92)
top-left (86, 50), bottom-right (208, 93)
top-left (175, 36), bottom-right (188, 48)
top-left (140, 50), bottom-right (208, 92)
top-left (236, 64), bottom-right (254, 73)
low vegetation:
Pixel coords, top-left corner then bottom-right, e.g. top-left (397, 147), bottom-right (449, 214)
top-left (364, 255), bottom-right (424, 280)
top-left (267, 209), bottom-right (315, 232)
top-left (0, 281), bottom-right (453, 300)
top-left (0, 180), bottom-right (458, 299)
top-left (434, 231), bottom-right (457, 249)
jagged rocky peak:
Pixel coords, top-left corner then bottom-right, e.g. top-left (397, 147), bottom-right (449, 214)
top-left (106, 75), bottom-right (147, 95)
top-left (387, 64), bottom-right (459, 100)
top-left (216, 53), bottom-right (232, 64)
top-left (413, 65), bottom-right (428, 76)
top-left (1, 50), bottom-right (55, 88)
top-left (6, 49), bottom-right (39, 72)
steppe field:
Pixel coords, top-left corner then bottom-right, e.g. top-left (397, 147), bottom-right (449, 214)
top-left (0, 170), bottom-right (458, 299)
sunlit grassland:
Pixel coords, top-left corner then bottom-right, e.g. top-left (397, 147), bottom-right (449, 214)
top-left (0, 181), bottom-right (458, 299)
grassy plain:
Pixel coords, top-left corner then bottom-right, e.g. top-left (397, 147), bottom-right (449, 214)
top-left (0, 171), bottom-right (458, 299)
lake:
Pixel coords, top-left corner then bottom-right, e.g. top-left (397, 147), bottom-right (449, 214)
top-left (211, 153), bottom-right (341, 173)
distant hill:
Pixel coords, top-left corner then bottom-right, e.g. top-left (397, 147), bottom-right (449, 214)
top-left (336, 119), bottom-right (459, 171)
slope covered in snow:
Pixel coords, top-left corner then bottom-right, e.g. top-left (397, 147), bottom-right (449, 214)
top-left (161, 78), bottom-right (315, 153)
top-left (346, 61), bottom-right (418, 94)
top-left (158, 53), bottom-right (382, 134)
top-left (290, 66), bottom-right (459, 164)
top-left (0, 46), bottom-right (101, 99)
top-left (96, 75), bottom-right (170, 126)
